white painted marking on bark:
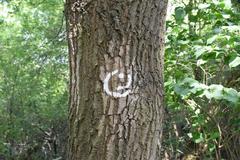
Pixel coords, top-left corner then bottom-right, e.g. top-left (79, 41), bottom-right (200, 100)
top-left (103, 70), bottom-right (132, 98)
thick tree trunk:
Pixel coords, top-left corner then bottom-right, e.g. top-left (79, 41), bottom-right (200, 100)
top-left (65, 0), bottom-right (168, 159)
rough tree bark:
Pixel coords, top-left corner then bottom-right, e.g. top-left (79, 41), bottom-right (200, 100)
top-left (65, 0), bottom-right (168, 159)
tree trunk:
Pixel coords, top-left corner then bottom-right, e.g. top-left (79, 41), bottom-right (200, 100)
top-left (65, 0), bottom-right (168, 159)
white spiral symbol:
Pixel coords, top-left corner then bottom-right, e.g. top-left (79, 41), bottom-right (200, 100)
top-left (103, 70), bottom-right (132, 98)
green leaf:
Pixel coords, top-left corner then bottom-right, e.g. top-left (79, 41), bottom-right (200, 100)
top-left (222, 14), bottom-right (230, 19)
top-left (197, 59), bottom-right (207, 66)
top-left (205, 84), bottom-right (224, 100)
top-left (174, 84), bottom-right (190, 98)
top-left (222, 0), bottom-right (232, 9)
top-left (178, 40), bottom-right (190, 45)
top-left (209, 132), bottom-right (220, 140)
top-left (229, 57), bottom-right (240, 68)
top-left (198, 3), bottom-right (210, 9)
top-left (194, 46), bottom-right (211, 58)
top-left (175, 7), bottom-right (186, 24)
top-left (209, 143), bottom-right (216, 152)
top-left (207, 35), bottom-right (217, 45)
top-left (222, 88), bottom-right (240, 103)
top-left (193, 132), bottom-right (204, 143)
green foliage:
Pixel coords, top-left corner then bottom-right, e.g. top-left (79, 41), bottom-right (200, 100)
top-left (0, 0), bottom-right (68, 159)
top-left (164, 0), bottom-right (240, 158)
top-left (229, 57), bottom-right (240, 68)
top-left (174, 78), bottom-right (240, 104)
